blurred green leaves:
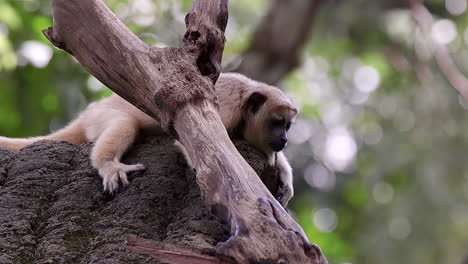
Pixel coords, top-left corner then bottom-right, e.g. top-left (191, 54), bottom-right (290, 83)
top-left (293, 196), bottom-right (356, 262)
top-left (343, 180), bottom-right (369, 207)
top-left (0, 1), bottom-right (22, 30)
top-left (0, 33), bottom-right (16, 71)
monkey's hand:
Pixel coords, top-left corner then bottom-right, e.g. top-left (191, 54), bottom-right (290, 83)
top-left (99, 162), bottom-right (146, 193)
top-left (274, 152), bottom-right (294, 207)
top-left (277, 170), bottom-right (294, 207)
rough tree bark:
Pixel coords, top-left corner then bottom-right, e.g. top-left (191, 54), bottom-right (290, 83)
top-left (0, 136), bottom-right (277, 264)
top-left (38, 0), bottom-right (327, 263)
top-left (229, 0), bottom-right (323, 85)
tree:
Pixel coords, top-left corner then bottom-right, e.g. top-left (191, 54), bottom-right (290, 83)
top-left (1, 0), bottom-right (327, 263)
top-left (4, 0), bottom-right (468, 263)
top-left (0, 136), bottom-right (278, 264)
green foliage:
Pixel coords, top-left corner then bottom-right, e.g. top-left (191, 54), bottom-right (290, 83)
top-left (343, 180), bottom-right (369, 207)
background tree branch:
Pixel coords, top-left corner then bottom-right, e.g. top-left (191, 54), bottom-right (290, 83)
top-left (409, 0), bottom-right (468, 100)
top-left (227, 0), bottom-right (323, 85)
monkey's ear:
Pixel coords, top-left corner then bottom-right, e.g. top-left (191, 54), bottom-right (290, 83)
top-left (245, 92), bottom-right (267, 114)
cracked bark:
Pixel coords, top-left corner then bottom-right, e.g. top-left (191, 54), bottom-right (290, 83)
top-left (35, 0), bottom-right (327, 263)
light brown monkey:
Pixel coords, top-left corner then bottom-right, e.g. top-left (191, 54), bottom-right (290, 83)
top-left (0, 73), bottom-right (297, 205)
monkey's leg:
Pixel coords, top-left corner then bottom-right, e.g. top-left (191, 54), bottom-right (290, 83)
top-left (91, 119), bottom-right (145, 192)
top-left (275, 152), bottom-right (294, 207)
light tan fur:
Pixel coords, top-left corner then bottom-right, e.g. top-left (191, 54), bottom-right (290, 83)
top-left (216, 73), bottom-right (297, 155)
top-left (0, 120), bottom-right (86, 151)
top-left (177, 73), bottom-right (297, 205)
top-left (0, 73), bottom-right (297, 204)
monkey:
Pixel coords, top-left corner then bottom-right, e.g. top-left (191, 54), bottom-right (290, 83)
top-left (0, 73), bottom-right (297, 206)
top-left (175, 73), bottom-right (297, 205)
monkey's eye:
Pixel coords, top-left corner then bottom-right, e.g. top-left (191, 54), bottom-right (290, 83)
top-left (285, 121), bottom-right (292, 131)
top-left (271, 118), bottom-right (285, 127)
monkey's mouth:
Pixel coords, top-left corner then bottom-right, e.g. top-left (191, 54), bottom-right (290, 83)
top-left (270, 142), bottom-right (286, 152)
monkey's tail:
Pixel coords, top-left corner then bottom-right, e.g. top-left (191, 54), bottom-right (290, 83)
top-left (0, 120), bottom-right (87, 151)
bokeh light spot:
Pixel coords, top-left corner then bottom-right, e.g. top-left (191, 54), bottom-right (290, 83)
top-left (313, 208), bottom-right (338, 232)
top-left (388, 216), bottom-right (411, 240)
top-left (304, 164), bottom-right (336, 191)
top-left (288, 118), bottom-right (313, 145)
top-left (18, 40), bottom-right (53, 68)
top-left (325, 128), bottom-right (357, 171)
top-left (431, 19), bottom-right (457, 45)
top-left (87, 76), bottom-right (105, 92)
top-left (131, 0), bottom-right (156, 26)
top-left (372, 182), bottom-right (394, 204)
top-left (353, 66), bottom-right (381, 93)
top-left (445, 0), bottom-right (467, 15)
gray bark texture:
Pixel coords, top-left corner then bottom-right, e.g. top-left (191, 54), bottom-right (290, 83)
top-left (0, 136), bottom-right (275, 264)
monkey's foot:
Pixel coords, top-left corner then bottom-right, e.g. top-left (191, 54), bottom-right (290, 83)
top-left (99, 162), bottom-right (146, 193)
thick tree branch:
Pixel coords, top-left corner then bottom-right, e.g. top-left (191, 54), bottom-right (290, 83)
top-left (42, 0), bottom-right (327, 263)
top-left (43, 0), bottom-right (223, 132)
top-left (229, 0), bottom-right (323, 85)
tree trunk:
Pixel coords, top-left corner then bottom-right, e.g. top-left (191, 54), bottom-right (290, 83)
top-left (39, 0), bottom-right (327, 263)
top-left (0, 136), bottom-right (276, 264)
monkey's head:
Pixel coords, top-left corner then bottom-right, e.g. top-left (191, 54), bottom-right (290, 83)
top-left (242, 88), bottom-right (297, 154)
top-left (216, 73), bottom-right (298, 155)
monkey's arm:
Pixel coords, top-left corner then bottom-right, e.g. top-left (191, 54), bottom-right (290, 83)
top-left (276, 151), bottom-right (294, 207)
top-left (90, 116), bottom-right (146, 192)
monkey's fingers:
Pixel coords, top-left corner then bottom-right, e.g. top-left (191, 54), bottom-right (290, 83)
top-left (100, 163), bottom-right (146, 193)
top-left (122, 163), bottom-right (146, 172)
top-left (102, 173), bottom-right (120, 193)
top-left (118, 170), bottom-right (129, 185)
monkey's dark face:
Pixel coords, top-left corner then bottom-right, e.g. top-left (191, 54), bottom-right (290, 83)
top-left (242, 91), bottom-right (297, 155)
top-left (267, 116), bottom-right (292, 152)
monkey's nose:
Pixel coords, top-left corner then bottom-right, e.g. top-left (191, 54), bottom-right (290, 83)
top-left (280, 135), bottom-right (287, 144)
